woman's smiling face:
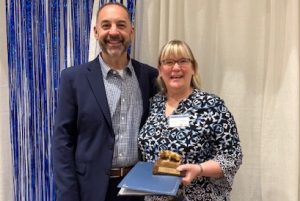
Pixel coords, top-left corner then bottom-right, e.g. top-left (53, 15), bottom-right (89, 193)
top-left (159, 56), bottom-right (194, 93)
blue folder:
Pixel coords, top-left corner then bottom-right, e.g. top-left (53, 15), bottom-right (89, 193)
top-left (117, 161), bottom-right (182, 196)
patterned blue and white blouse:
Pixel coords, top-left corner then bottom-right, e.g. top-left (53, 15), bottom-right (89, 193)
top-left (138, 89), bottom-right (243, 201)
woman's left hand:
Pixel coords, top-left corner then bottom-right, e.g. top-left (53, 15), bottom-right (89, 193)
top-left (176, 164), bottom-right (202, 186)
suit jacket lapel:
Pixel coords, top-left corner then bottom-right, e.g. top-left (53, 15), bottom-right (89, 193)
top-left (85, 58), bottom-right (112, 129)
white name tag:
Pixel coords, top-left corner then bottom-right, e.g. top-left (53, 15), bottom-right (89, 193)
top-left (168, 114), bottom-right (190, 128)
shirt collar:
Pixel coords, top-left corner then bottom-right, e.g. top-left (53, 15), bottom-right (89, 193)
top-left (98, 53), bottom-right (133, 79)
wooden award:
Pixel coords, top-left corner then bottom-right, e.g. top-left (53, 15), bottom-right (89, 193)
top-left (152, 150), bottom-right (185, 176)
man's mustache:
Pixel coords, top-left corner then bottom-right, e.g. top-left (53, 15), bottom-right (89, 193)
top-left (104, 35), bottom-right (124, 44)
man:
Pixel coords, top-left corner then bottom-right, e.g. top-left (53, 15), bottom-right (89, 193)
top-left (52, 3), bottom-right (157, 201)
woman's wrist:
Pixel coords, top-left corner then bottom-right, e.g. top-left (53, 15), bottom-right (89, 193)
top-left (198, 163), bottom-right (203, 176)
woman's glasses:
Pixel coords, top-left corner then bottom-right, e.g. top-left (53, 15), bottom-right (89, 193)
top-left (161, 58), bottom-right (191, 67)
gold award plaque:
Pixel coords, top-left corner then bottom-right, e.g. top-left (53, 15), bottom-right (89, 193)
top-left (152, 150), bottom-right (185, 176)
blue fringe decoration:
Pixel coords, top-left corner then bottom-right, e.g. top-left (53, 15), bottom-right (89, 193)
top-left (6, 0), bottom-right (94, 200)
top-left (6, 0), bottom-right (135, 200)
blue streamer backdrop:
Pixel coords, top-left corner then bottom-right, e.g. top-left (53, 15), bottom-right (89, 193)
top-left (6, 0), bottom-right (93, 200)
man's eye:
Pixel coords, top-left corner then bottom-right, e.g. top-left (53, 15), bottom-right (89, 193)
top-left (117, 24), bottom-right (126, 29)
top-left (101, 24), bottom-right (110, 29)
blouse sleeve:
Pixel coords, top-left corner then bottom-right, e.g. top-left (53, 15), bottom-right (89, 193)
top-left (210, 97), bottom-right (243, 188)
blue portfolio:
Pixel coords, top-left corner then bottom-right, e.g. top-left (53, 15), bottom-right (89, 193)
top-left (117, 161), bottom-right (182, 196)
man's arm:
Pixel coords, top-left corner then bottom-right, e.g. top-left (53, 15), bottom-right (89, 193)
top-left (52, 69), bottom-right (80, 201)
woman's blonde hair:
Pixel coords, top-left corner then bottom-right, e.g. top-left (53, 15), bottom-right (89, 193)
top-left (156, 39), bottom-right (202, 94)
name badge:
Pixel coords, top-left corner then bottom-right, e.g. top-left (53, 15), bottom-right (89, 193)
top-left (168, 114), bottom-right (190, 128)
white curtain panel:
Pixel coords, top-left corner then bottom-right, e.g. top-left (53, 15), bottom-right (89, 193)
top-left (88, 0), bottom-right (101, 61)
top-left (133, 0), bottom-right (299, 201)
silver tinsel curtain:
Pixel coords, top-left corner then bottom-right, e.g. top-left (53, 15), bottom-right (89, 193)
top-left (6, 0), bottom-right (136, 200)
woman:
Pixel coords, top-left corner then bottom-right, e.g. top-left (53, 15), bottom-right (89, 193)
top-left (138, 40), bottom-right (243, 201)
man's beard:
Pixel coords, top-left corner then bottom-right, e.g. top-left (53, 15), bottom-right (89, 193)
top-left (100, 35), bottom-right (130, 57)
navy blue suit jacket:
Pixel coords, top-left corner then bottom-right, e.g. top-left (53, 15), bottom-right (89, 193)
top-left (52, 57), bottom-right (158, 201)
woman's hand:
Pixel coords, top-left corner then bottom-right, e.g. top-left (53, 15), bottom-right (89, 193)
top-left (177, 160), bottom-right (224, 185)
top-left (176, 164), bottom-right (203, 186)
